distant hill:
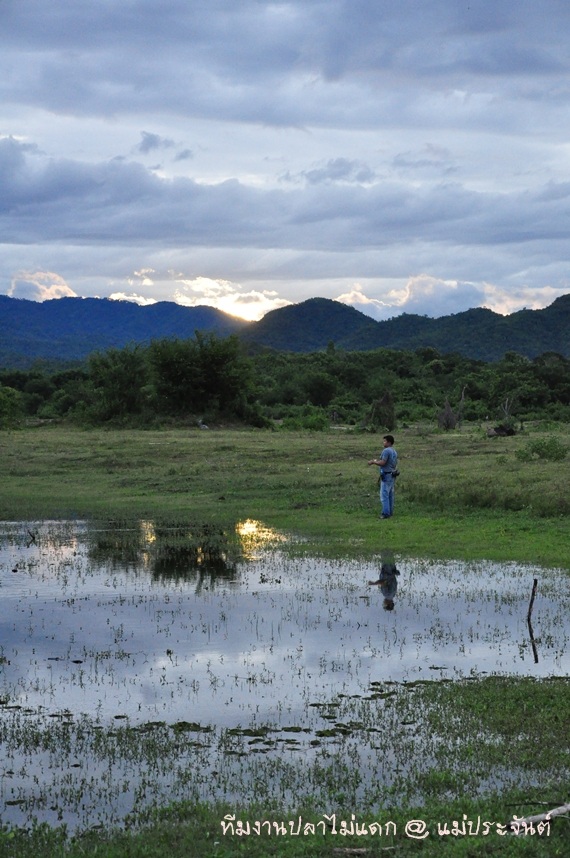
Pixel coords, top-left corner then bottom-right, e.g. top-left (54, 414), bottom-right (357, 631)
top-left (240, 297), bottom-right (373, 352)
top-left (0, 296), bottom-right (247, 367)
top-left (243, 295), bottom-right (570, 361)
top-left (1, 292), bottom-right (570, 367)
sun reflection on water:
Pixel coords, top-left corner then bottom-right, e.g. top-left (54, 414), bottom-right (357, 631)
top-left (235, 519), bottom-right (285, 559)
top-left (139, 520), bottom-right (157, 545)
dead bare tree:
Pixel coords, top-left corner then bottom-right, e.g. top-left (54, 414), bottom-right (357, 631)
top-left (365, 391), bottom-right (395, 431)
top-left (438, 387), bottom-right (466, 431)
top-left (500, 396), bottom-right (514, 422)
top-left (506, 801), bottom-right (570, 835)
top-left (438, 398), bottom-right (456, 430)
top-left (487, 395), bottom-right (518, 436)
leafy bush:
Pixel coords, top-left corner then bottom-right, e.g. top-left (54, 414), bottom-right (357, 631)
top-left (0, 385), bottom-right (23, 427)
top-left (514, 436), bottom-right (568, 462)
top-left (278, 405), bottom-right (330, 431)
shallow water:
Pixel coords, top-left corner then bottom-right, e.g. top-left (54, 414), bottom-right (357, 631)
top-left (1, 520), bottom-right (568, 830)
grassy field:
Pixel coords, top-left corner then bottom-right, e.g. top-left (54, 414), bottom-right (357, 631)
top-left (0, 422), bottom-right (569, 857)
top-left (1, 792), bottom-right (568, 857)
top-left (0, 421), bottom-right (569, 568)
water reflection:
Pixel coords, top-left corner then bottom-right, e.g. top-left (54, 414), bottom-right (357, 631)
top-left (2, 523), bottom-right (567, 725)
top-left (236, 518), bottom-right (287, 560)
top-left (368, 550), bottom-right (400, 611)
top-left (82, 518), bottom-right (285, 583)
top-left (0, 521), bottom-right (569, 832)
top-left (379, 566), bottom-right (399, 610)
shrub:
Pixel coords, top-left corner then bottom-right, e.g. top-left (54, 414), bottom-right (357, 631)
top-left (278, 405), bottom-right (330, 431)
top-left (0, 385), bottom-right (23, 427)
top-left (514, 436), bottom-right (568, 462)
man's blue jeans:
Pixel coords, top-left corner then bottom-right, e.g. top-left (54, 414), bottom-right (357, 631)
top-left (380, 474), bottom-right (395, 517)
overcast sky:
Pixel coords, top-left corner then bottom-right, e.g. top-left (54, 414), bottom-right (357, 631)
top-left (2, 0), bottom-right (570, 321)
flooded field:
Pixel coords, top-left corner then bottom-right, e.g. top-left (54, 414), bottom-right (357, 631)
top-left (1, 520), bottom-right (568, 831)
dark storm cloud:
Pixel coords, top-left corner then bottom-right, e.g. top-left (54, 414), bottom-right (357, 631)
top-left (2, 136), bottom-right (569, 257)
top-left (2, 0), bottom-right (570, 317)
top-left (2, 0), bottom-right (570, 129)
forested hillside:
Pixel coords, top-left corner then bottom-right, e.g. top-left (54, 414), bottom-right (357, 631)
top-left (3, 293), bottom-right (570, 366)
top-left (0, 295), bottom-right (247, 366)
top-left (1, 334), bottom-right (569, 430)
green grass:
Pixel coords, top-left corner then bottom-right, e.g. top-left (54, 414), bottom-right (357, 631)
top-left (0, 422), bottom-right (569, 568)
top-left (1, 793), bottom-right (568, 857)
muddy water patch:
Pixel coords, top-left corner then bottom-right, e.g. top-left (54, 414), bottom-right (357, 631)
top-left (0, 521), bottom-right (568, 831)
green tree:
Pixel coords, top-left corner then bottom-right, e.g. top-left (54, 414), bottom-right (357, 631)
top-left (148, 338), bottom-right (198, 414)
top-left (195, 332), bottom-right (252, 414)
top-left (149, 334), bottom-right (252, 417)
top-left (303, 370), bottom-right (337, 407)
top-left (532, 353), bottom-right (570, 406)
top-left (0, 385), bottom-right (23, 427)
top-left (23, 374), bottom-right (56, 415)
top-left (490, 352), bottom-right (548, 414)
top-left (88, 345), bottom-right (149, 421)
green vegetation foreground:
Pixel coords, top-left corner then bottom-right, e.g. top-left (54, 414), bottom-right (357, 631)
top-left (0, 424), bottom-right (569, 857)
top-left (1, 422), bottom-right (569, 568)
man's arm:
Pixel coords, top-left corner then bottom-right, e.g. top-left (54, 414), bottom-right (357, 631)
top-left (368, 457), bottom-right (387, 466)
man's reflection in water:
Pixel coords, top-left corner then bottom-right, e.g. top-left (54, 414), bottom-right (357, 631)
top-left (368, 557), bottom-right (400, 611)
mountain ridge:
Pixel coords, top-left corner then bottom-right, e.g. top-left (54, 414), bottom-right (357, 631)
top-left (1, 293), bottom-right (570, 366)
top-left (0, 295), bottom-right (248, 366)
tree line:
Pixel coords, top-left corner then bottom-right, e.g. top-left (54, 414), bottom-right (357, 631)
top-left (1, 334), bottom-right (570, 429)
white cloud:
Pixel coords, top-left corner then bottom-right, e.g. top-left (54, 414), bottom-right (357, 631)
top-left (128, 269), bottom-right (157, 288)
top-left (336, 283), bottom-right (395, 320)
top-left (8, 270), bottom-right (77, 301)
top-left (480, 283), bottom-right (570, 316)
top-left (338, 276), bottom-right (569, 321)
top-left (336, 276), bottom-right (485, 320)
top-left (384, 275), bottom-right (486, 317)
top-left (172, 276), bottom-right (291, 321)
top-left (108, 292), bottom-right (157, 306)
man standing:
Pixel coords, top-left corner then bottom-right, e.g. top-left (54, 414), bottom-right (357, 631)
top-left (368, 434), bottom-right (398, 519)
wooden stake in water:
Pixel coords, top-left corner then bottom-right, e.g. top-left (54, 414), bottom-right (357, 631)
top-left (526, 578), bottom-right (539, 664)
top-left (527, 578), bottom-right (538, 622)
